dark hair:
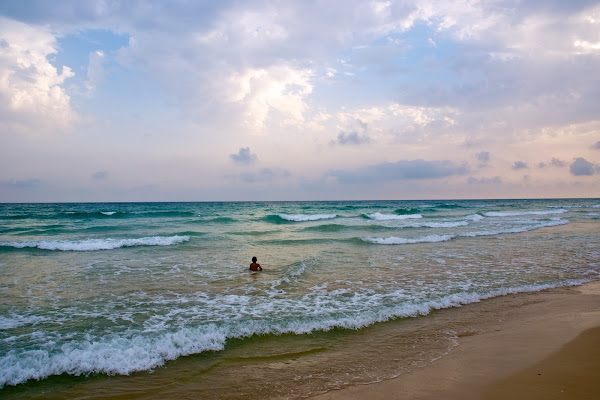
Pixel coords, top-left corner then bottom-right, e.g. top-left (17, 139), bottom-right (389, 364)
top-left (252, 256), bottom-right (257, 262)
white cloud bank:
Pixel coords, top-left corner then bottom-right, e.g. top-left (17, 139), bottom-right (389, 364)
top-left (0, 17), bottom-right (77, 134)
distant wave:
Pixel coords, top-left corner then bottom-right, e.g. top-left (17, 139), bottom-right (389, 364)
top-left (365, 212), bottom-right (422, 220)
top-left (483, 209), bottom-right (566, 217)
top-left (361, 234), bottom-right (454, 245)
top-left (277, 213), bottom-right (337, 222)
top-left (461, 218), bottom-right (568, 237)
top-left (0, 235), bottom-right (190, 251)
top-left (549, 204), bottom-right (600, 209)
top-left (1, 210), bottom-right (196, 221)
top-left (362, 218), bottom-right (568, 244)
top-left (466, 214), bottom-right (484, 221)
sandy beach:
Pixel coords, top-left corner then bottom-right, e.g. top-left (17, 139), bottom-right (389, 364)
top-left (312, 280), bottom-right (600, 400)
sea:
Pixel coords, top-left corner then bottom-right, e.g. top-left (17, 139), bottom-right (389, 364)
top-left (1, 199), bottom-right (599, 399)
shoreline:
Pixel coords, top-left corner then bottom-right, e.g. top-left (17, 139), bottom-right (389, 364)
top-left (311, 280), bottom-right (600, 400)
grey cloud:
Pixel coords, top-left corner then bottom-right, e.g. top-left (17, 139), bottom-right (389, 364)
top-left (332, 131), bottom-right (370, 146)
top-left (467, 176), bottom-right (502, 184)
top-left (569, 157), bottom-right (597, 176)
top-left (327, 159), bottom-right (469, 184)
top-left (92, 170), bottom-right (108, 180)
top-left (538, 158), bottom-right (565, 168)
top-left (593, 141), bottom-right (600, 149)
top-left (512, 161), bottom-right (528, 170)
top-left (0, 178), bottom-right (41, 189)
top-left (230, 147), bottom-right (257, 165)
top-left (476, 151), bottom-right (490, 163)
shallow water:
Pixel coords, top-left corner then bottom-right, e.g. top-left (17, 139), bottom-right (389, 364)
top-left (1, 199), bottom-right (599, 397)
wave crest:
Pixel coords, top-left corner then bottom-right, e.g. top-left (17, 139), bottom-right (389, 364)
top-left (0, 235), bottom-right (190, 251)
top-left (483, 209), bottom-right (566, 217)
top-left (278, 213), bottom-right (337, 222)
top-left (361, 234), bottom-right (454, 245)
top-left (365, 212), bottom-right (422, 220)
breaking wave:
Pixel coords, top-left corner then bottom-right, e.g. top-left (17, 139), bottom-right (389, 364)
top-left (0, 235), bottom-right (190, 251)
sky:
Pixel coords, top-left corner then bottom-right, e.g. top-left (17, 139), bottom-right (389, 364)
top-left (1, 0), bottom-right (600, 202)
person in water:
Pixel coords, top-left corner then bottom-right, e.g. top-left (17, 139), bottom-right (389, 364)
top-left (249, 256), bottom-right (263, 271)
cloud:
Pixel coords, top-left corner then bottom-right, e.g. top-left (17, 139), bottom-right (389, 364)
top-left (467, 176), bottom-right (502, 184)
top-left (538, 157), bottom-right (566, 168)
top-left (230, 147), bottom-right (257, 165)
top-left (84, 50), bottom-right (106, 94)
top-left (221, 65), bottom-right (313, 129)
top-left (327, 159), bottom-right (469, 183)
top-left (476, 151), bottom-right (490, 163)
top-left (332, 130), bottom-right (370, 146)
top-left (512, 161), bottom-right (528, 170)
top-left (0, 17), bottom-right (77, 134)
top-left (570, 157), bottom-right (598, 176)
top-left (92, 170), bottom-right (108, 180)
top-left (593, 141), bottom-right (600, 149)
top-left (0, 178), bottom-right (41, 189)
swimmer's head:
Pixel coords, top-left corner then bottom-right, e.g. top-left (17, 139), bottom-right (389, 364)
top-left (252, 256), bottom-right (257, 262)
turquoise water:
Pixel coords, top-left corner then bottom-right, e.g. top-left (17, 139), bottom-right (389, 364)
top-left (1, 199), bottom-right (599, 395)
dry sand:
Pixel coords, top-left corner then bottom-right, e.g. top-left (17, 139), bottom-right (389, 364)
top-left (312, 280), bottom-right (600, 400)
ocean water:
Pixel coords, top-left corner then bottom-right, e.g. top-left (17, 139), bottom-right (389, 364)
top-left (1, 199), bottom-right (599, 398)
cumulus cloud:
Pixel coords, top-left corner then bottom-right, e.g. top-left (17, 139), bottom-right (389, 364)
top-left (327, 159), bottom-right (468, 183)
top-left (332, 120), bottom-right (371, 146)
top-left (222, 65), bottom-right (313, 129)
top-left (333, 130), bottom-right (370, 145)
top-left (570, 157), bottom-right (598, 176)
top-left (512, 161), bottom-right (528, 170)
top-left (230, 147), bottom-right (257, 165)
top-left (0, 16), bottom-right (77, 134)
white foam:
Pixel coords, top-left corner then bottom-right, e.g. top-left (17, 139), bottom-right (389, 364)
top-left (460, 218), bottom-right (568, 237)
top-left (0, 326), bottom-right (229, 387)
top-left (418, 221), bottom-right (468, 228)
top-left (484, 209), bottom-right (566, 217)
top-left (0, 235), bottom-right (190, 251)
top-left (366, 212), bottom-right (422, 220)
top-left (361, 234), bottom-right (454, 245)
top-left (279, 213), bottom-right (337, 222)
top-left (0, 277), bottom-right (593, 388)
top-left (466, 214), bottom-right (484, 221)
top-left (101, 211), bottom-right (117, 216)
top-left (0, 314), bottom-right (49, 330)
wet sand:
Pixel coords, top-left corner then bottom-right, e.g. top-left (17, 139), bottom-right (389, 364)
top-left (312, 280), bottom-right (600, 400)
